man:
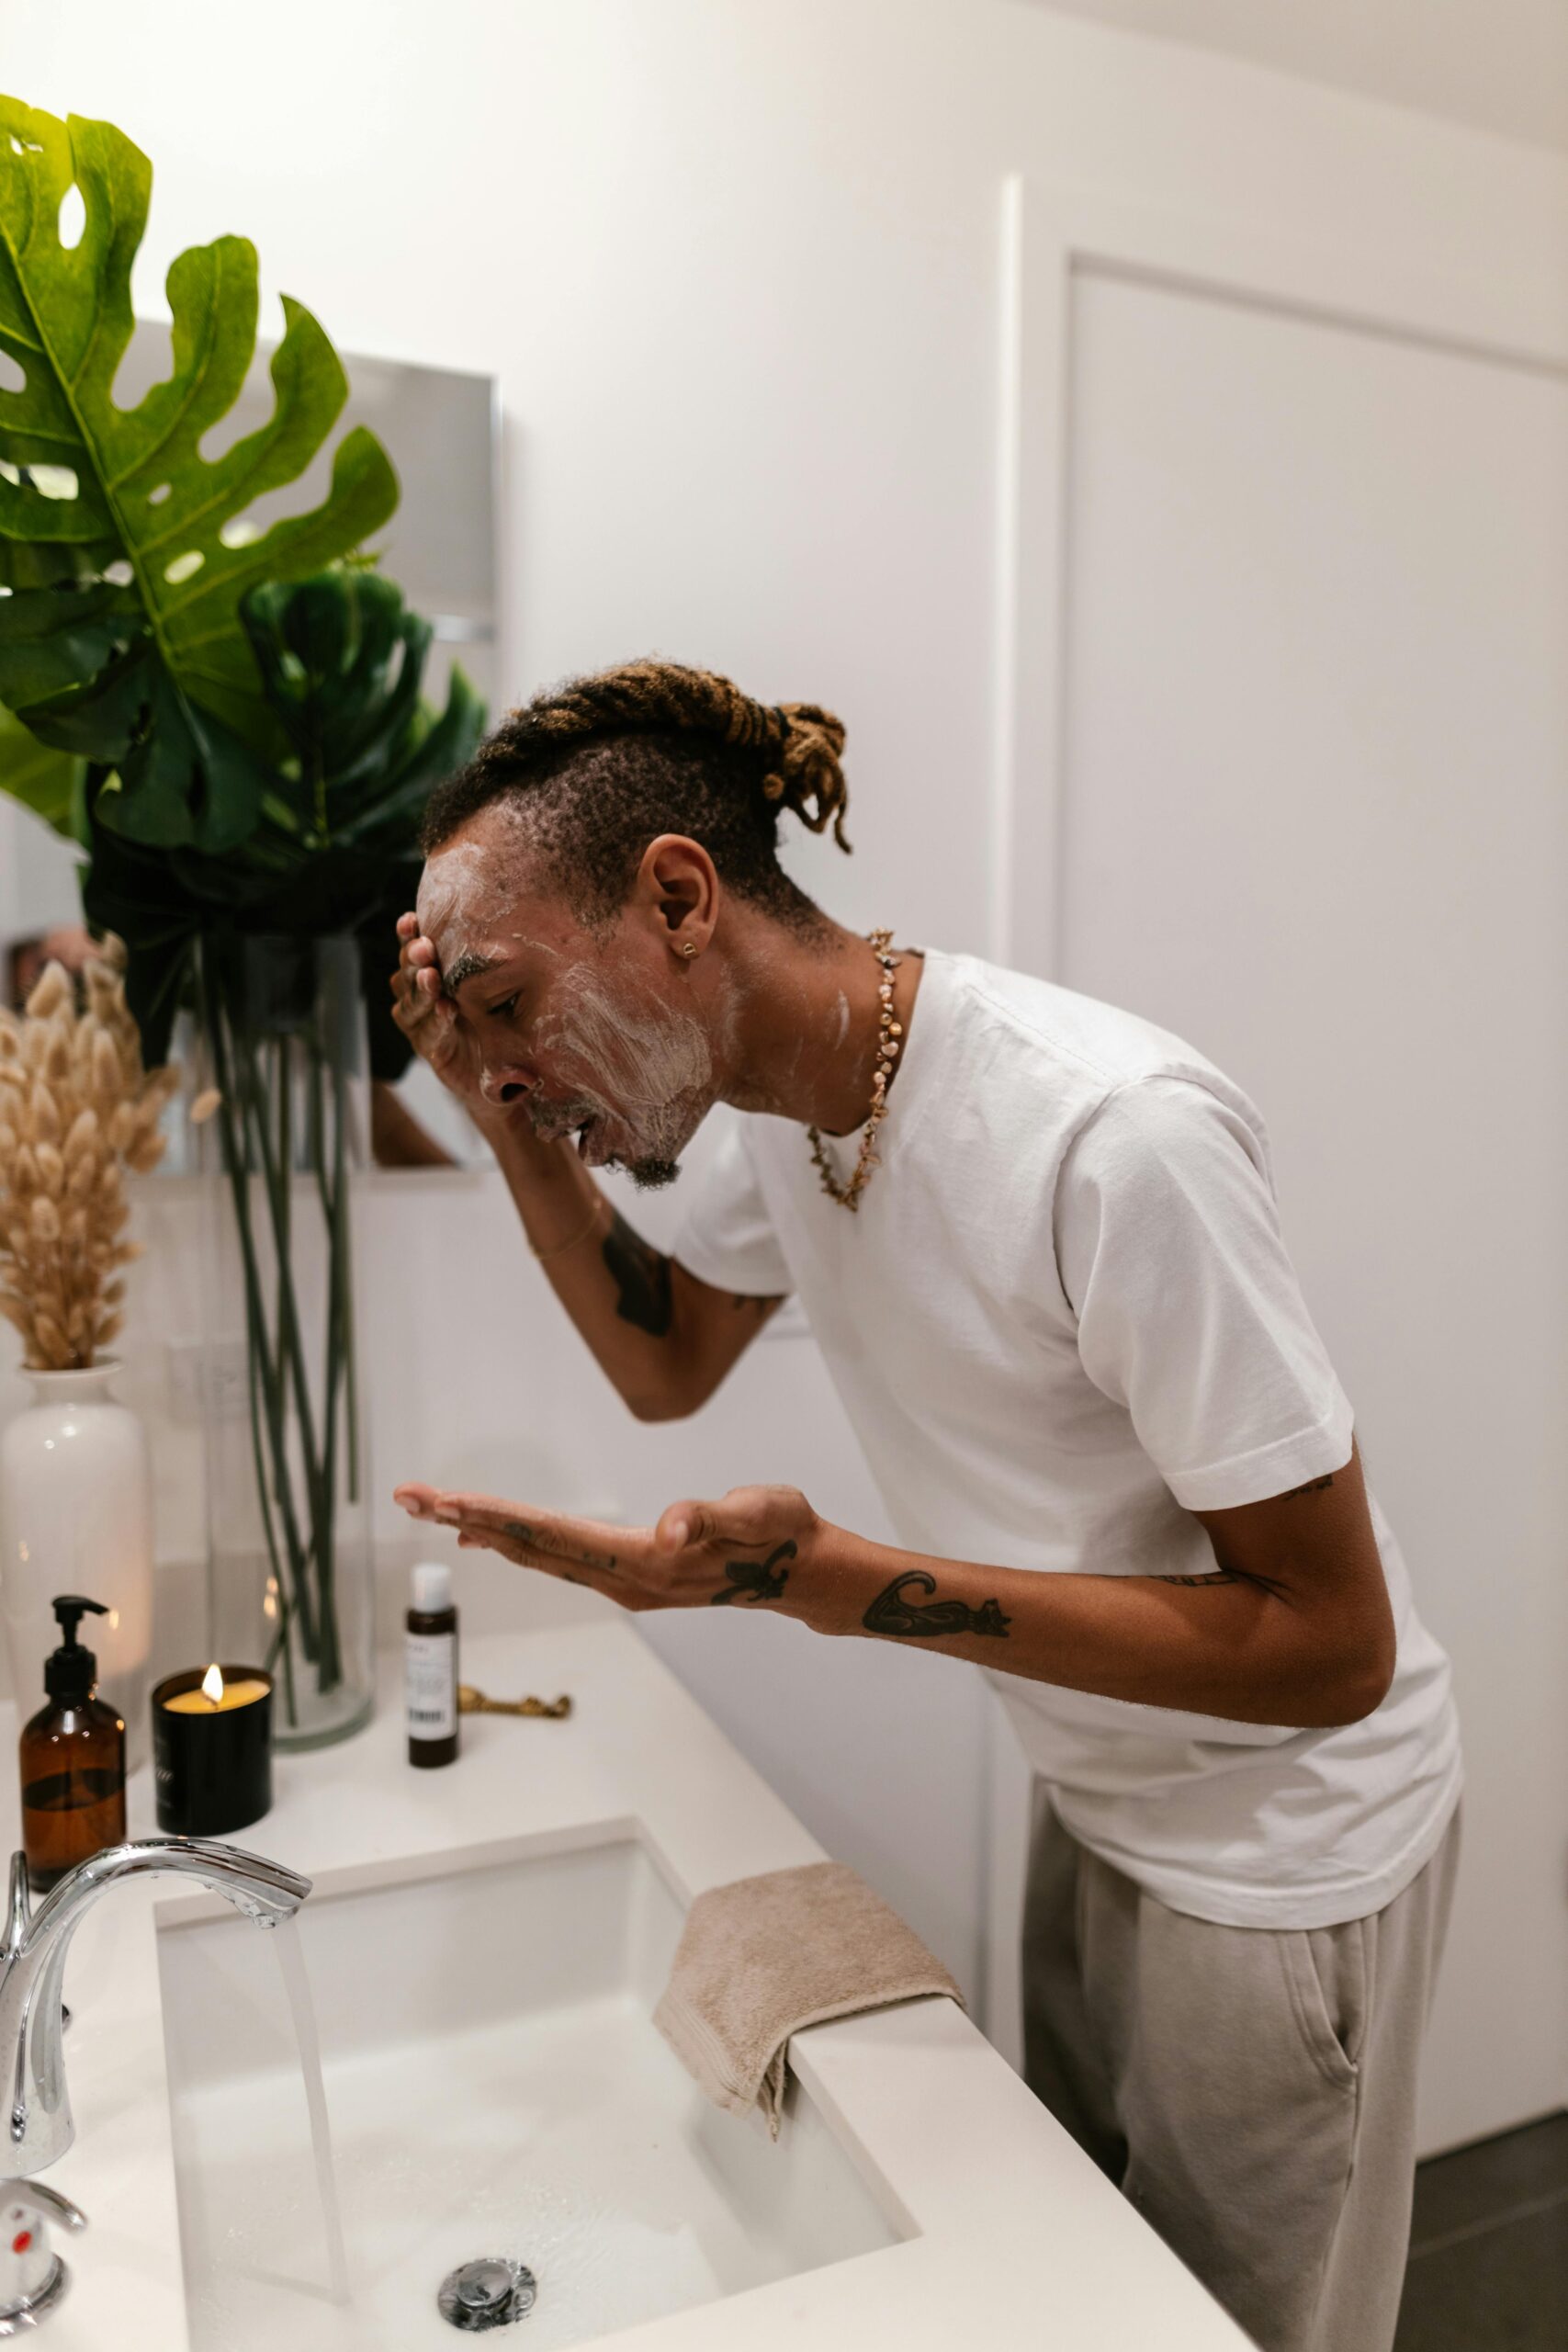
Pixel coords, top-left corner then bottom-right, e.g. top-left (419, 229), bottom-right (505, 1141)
top-left (391, 657), bottom-right (1461, 2352)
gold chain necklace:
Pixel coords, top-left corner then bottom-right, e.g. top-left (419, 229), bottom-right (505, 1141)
top-left (807, 929), bottom-right (902, 1212)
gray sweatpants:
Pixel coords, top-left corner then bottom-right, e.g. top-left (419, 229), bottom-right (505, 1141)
top-left (1021, 1792), bottom-right (1461, 2352)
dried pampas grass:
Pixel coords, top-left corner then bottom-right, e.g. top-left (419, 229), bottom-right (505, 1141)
top-left (0, 935), bottom-right (185, 1371)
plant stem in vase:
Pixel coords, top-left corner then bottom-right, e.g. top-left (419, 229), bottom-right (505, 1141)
top-left (196, 934), bottom-right (375, 1750)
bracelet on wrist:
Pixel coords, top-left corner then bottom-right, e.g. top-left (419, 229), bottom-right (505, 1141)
top-left (528, 1192), bottom-right (609, 1264)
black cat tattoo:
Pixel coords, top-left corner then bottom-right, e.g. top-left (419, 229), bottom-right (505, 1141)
top-left (863, 1569), bottom-right (1010, 1639)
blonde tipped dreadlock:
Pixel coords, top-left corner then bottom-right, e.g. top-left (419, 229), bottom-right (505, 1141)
top-left (759, 704), bottom-right (850, 849)
top-left (421, 659), bottom-right (852, 934)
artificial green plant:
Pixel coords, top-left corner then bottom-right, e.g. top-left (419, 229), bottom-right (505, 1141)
top-left (0, 97), bottom-right (486, 1732)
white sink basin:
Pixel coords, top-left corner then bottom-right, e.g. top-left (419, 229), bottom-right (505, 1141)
top-left (157, 1831), bottom-right (906, 2349)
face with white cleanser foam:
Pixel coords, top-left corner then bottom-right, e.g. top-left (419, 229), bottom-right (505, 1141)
top-left (414, 801), bottom-right (732, 1189)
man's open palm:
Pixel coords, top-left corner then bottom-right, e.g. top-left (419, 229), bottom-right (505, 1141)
top-left (393, 1480), bottom-right (820, 1613)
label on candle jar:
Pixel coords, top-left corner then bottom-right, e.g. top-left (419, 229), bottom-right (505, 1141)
top-left (406, 1632), bottom-right (457, 1741)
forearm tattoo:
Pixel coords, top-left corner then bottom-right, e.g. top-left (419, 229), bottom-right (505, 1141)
top-left (710, 1540), bottom-right (795, 1606)
top-left (863, 1569), bottom-right (1010, 1640)
top-left (1156, 1567), bottom-right (1240, 1587)
top-left (602, 1209), bottom-right (673, 1336)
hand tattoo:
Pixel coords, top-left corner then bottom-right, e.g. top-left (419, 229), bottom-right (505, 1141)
top-left (710, 1540), bottom-right (795, 1605)
top-left (602, 1210), bottom-right (673, 1336)
top-left (503, 1520), bottom-right (618, 1574)
top-left (863, 1570), bottom-right (1010, 1640)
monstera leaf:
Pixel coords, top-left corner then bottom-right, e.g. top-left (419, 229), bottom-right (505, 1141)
top-left (0, 95), bottom-right (400, 830)
top-left (0, 575), bottom-right (274, 851)
top-left (0, 101), bottom-right (481, 1063)
top-left (0, 696), bottom-right (84, 839)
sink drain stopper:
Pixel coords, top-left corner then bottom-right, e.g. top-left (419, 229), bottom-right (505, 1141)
top-left (437, 2256), bottom-right (538, 2330)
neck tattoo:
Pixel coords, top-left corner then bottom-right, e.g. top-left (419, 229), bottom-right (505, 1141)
top-left (807, 929), bottom-right (902, 1213)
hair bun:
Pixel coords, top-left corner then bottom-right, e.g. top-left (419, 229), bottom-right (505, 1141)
top-left (762, 702), bottom-right (852, 851)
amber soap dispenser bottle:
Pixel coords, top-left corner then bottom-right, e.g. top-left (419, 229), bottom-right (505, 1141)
top-left (20, 1594), bottom-right (127, 1892)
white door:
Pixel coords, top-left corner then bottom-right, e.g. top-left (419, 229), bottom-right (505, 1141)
top-left (989, 200), bottom-right (1568, 2154)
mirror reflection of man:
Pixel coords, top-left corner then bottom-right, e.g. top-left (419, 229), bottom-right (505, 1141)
top-left (391, 660), bottom-right (1461, 2352)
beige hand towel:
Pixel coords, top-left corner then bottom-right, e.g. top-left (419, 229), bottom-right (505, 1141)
top-left (652, 1859), bottom-right (964, 2138)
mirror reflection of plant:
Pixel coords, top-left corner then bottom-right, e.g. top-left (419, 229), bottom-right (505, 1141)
top-left (0, 97), bottom-right (487, 1728)
top-left (73, 566), bottom-right (486, 1061)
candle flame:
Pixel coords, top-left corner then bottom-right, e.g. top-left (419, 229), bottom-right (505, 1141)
top-left (201, 1663), bottom-right (224, 1707)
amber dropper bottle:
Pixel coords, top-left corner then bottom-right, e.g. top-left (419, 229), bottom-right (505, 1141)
top-left (20, 1594), bottom-right (127, 1892)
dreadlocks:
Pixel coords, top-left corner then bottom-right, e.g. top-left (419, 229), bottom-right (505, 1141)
top-left (418, 659), bottom-right (852, 937)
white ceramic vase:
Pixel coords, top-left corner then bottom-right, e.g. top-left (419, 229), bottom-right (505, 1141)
top-left (0, 1361), bottom-right (154, 1773)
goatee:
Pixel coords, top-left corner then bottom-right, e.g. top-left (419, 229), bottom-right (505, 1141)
top-left (626, 1155), bottom-right (682, 1191)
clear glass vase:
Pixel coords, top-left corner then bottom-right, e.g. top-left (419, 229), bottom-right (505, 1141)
top-left (192, 933), bottom-right (376, 1750)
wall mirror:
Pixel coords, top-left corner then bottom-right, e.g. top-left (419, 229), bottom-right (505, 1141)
top-left (0, 327), bottom-right (501, 1171)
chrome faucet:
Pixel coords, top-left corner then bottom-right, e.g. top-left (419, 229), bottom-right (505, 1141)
top-left (0, 1837), bottom-right (311, 2176)
top-left (0, 2178), bottom-right (85, 2335)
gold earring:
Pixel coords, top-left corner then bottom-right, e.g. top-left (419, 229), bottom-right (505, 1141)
top-left (678, 940), bottom-right (699, 958)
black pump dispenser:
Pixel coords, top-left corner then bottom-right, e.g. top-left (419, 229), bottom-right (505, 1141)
top-left (20, 1593), bottom-right (125, 1892)
top-left (43, 1595), bottom-right (108, 1704)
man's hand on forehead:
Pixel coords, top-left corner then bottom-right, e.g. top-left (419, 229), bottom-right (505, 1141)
top-left (396, 910), bottom-right (445, 1004)
top-left (392, 911), bottom-right (492, 1110)
top-left (399, 913), bottom-right (496, 1005)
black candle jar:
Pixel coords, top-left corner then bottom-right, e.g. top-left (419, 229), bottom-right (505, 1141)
top-left (152, 1665), bottom-right (274, 1836)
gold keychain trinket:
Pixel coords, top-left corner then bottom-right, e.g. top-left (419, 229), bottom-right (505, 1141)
top-left (457, 1684), bottom-right (572, 1719)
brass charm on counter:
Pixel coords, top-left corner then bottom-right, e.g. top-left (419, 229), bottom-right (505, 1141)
top-left (457, 1683), bottom-right (572, 1720)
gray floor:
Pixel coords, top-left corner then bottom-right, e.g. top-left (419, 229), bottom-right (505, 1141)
top-left (1394, 2110), bottom-right (1568, 2350)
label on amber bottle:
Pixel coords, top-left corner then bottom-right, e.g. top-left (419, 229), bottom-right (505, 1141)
top-left (405, 1631), bottom-right (457, 1741)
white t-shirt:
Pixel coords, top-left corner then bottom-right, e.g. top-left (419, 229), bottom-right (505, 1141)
top-left (672, 946), bottom-right (1461, 1930)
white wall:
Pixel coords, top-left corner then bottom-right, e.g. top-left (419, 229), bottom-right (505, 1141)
top-left (3, 0), bottom-right (1565, 2112)
top-left (1024, 0), bottom-right (1568, 155)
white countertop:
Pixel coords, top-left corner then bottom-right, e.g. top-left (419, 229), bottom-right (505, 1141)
top-left (5, 1621), bottom-right (1251, 2350)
